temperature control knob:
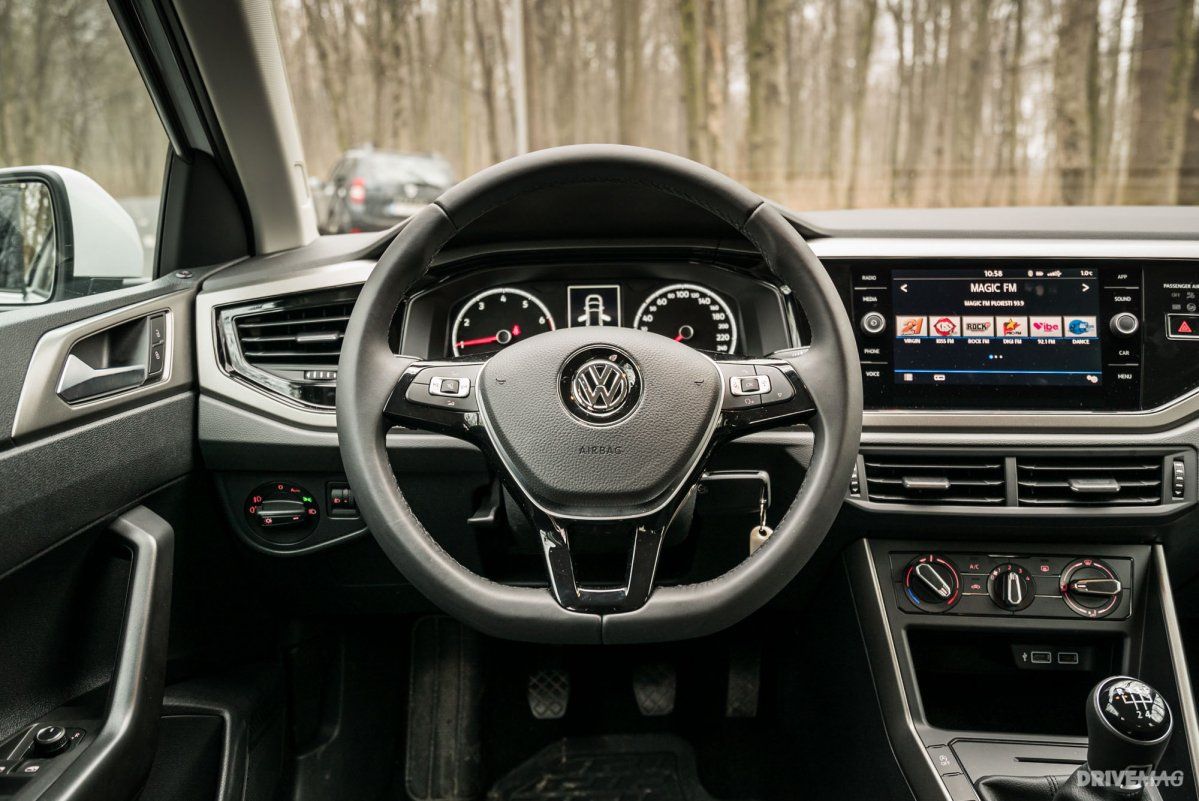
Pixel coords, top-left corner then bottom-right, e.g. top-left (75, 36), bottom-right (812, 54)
top-left (1061, 558), bottom-right (1123, 618)
top-left (987, 563), bottom-right (1034, 611)
top-left (903, 555), bottom-right (961, 612)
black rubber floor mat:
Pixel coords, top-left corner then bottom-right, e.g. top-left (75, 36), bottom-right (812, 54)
top-left (489, 735), bottom-right (737, 801)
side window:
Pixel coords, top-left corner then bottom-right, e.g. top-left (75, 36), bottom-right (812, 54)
top-left (0, 2), bottom-right (166, 306)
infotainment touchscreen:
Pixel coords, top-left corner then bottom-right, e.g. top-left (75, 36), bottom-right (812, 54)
top-left (890, 267), bottom-right (1102, 387)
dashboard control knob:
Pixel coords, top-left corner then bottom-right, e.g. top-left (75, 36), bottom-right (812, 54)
top-left (903, 554), bottom-right (961, 612)
top-left (1109, 312), bottom-right (1140, 336)
top-left (32, 725), bottom-right (68, 757)
top-left (860, 311), bottom-right (887, 336)
top-left (987, 563), bottom-right (1034, 611)
top-left (244, 482), bottom-right (320, 542)
top-left (1061, 558), bottom-right (1123, 618)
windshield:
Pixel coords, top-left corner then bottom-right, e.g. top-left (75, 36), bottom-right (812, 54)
top-left (275, 0), bottom-right (1199, 232)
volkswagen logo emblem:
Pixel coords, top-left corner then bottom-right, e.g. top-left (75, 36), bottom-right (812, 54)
top-left (560, 349), bottom-right (640, 423)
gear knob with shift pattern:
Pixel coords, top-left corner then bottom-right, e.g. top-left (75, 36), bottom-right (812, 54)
top-left (1085, 676), bottom-right (1172, 784)
top-left (977, 676), bottom-right (1173, 801)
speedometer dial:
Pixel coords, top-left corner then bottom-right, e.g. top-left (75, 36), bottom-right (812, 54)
top-left (451, 287), bottom-right (555, 357)
top-left (633, 284), bottom-right (738, 354)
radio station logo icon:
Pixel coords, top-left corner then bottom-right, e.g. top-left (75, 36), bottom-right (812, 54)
top-left (1001, 317), bottom-right (1028, 337)
top-left (1066, 316), bottom-right (1098, 338)
top-left (931, 316), bottom-right (959, 337)
top-left (962, 316), bottom-right (995, 336)
top-left (1030, 316), bottom-right (1063, 336)
top-left (896, 316), bottom-right (926, 336)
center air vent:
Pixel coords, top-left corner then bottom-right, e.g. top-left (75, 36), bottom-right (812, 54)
top-left (863, 454), bottom-right (1005, 505)
top-left (1016, 455), bottom-right (1164, 507)
top-left (219, 285), bottom-right (361, 409)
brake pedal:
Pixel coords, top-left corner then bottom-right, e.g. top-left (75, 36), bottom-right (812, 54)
top-left (725, 644), bottom-right (761, 718)
top-left (633, 662), bottom-right (676, 716)
top-left (527, 668), bottom-right (570, 720)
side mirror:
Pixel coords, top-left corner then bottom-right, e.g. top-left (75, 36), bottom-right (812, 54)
top-left (0, 167), bottom-right (147, 305)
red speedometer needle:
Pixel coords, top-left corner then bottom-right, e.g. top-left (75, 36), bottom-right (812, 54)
top-left (674, 333), bottom-right (685, 342)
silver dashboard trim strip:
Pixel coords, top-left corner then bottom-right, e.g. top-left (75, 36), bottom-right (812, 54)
top-left (1152, 545), bottom-right (1199, 781)
top-left (810, 238), bottom-right (1199, 260)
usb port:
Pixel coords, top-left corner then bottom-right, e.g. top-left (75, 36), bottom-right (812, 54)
top-left (1030, 651), bottom-right (1052, 664)
top-left (1057, 651), bottom-right (1080, 665)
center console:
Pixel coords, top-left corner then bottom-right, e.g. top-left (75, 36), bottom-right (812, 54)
top-left (849, 540), bottom-right (1199, 801)
top-left (840, 260), bottom-right (1199, 412)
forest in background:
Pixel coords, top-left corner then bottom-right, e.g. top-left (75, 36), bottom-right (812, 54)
top-left (278, 0), bottom-right (1199, 210)
top-left (0, 0), bottom-right (165, 198)
top-left (3, 1), bottom-right (1199, 211)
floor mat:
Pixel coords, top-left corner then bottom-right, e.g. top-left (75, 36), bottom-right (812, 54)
top-left (489, 735), bottom-right (740, 801)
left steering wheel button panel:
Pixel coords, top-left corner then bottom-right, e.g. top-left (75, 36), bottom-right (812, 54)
top-left (406, 366), bottom-right (480, 411)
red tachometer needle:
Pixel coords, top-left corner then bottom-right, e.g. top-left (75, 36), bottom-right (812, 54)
top-left (456, 334), bottom-right (499, 348)
top-left (457, 324), bottom-right (524, 350)
top-left (674, 333), bottom-right (685, 342)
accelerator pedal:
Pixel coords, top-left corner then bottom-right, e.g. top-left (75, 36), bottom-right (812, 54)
top-left (725, 644), bottom-right (761, 718)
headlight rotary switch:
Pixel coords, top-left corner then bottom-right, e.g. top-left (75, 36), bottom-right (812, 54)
top-left (987, 563), bottom-right (1034, 612)
top-left (903, 554), bottom-right (961, 612)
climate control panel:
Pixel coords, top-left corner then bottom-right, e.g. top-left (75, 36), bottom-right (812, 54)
top-left (892, 552), bottom-right (1132, 619)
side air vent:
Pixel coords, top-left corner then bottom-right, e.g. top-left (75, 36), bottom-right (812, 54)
top-left (1016, 456), bottom-right (1164, 507)
top-left (863, 454), bottom-right (1006, 505)
top-left (218, 285), bottom-right (361, 409)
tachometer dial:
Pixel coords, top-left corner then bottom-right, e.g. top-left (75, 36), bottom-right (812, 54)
top-left (633, 283), bottom-right (738, 354)
top-left (451, 288), bottom-right (556, 357)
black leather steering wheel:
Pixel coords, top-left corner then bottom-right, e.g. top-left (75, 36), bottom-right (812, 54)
top-left (337, 145), bottom-right (862, 644)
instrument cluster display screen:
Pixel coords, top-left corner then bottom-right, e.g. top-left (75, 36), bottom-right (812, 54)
top-left (891, 267), bottom-right (1103, 387)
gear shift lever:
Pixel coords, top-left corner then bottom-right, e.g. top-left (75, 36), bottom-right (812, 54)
top-left (977, 676), bottom-right (1173, 801)
top-left (1085, 676), bottom-right (1173, 784)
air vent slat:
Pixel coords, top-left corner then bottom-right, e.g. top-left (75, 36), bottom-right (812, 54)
top-left (863, 453), bottom-right (1006, 506)
top-left (1016, 455), bottom-right (1163, 507)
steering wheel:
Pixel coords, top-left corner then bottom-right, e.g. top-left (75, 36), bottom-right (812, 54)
top-left (337, 145), bottom-right (861, 644)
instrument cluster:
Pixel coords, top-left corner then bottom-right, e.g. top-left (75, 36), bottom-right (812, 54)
top-left (447, 281), bottom-right (740, 357)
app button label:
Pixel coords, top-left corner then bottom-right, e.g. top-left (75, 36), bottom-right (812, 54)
top-left (931, 316), bottom-right (960, 337)
top-left (962, 316), bottom-right (995, 336)
top-left (1065, 316), bottom-right (1098, 338)
top-left (896, 316), bottom-right (926, 336)
top-left (1030, 316), bottom-right (1063, 336)
top-left (1000, 316), bottom-right (1028, 337)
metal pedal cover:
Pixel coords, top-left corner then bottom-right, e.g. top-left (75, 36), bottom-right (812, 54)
top-left (632, 662), bottom-right (676, 716)
top-left (725, 644), bottom-right (761, 718)
top-left (527, 668), bottom-right (570, 720)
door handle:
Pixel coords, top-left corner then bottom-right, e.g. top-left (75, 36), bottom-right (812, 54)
top-left (56, 355), bottom-right (146, 403)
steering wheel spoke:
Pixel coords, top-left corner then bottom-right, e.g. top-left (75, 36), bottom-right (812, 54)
top-left (524, 503), bottom-right (673, 614)
top-left (383, 359), bottom-right (487, 438)
top-left (714, 356), bottom-right (816, 437)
